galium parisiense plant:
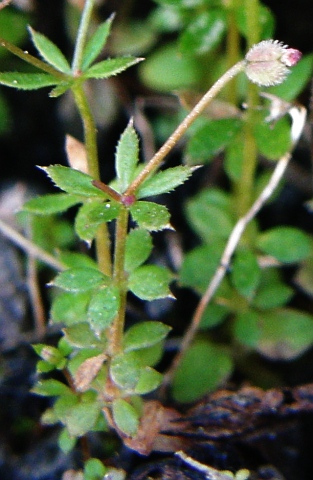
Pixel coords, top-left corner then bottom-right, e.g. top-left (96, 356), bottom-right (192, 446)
top-left (0, 0), bottom-right (308, 474)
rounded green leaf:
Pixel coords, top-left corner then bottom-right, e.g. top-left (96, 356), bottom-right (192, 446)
top-left (125, 229), bottom-right (153, 272)
top-left (51, 291), bottom-right (91, 325)
top-left (51, 267), bottom-right (108, 292)
top-left (32, 379), bottom-right (70, 397)
top-left (172, 340), bottom-right (233, 402)
top-left (134, 367), bottom-right (163, 394)
top-left (233, 310), bottom-right (261, 348)
top-left (75, 201), bottom-right (120, 243)
top-left (231, 249), bottom-right (261, 299)
top-left (130, 201), bottom-right (171, 231)
top-left (84, 458), bottom-right (107, 480)
top-left (255, 309), bottom-right (313, 360)
top-left (256, 227), bottom-right (311, 263)
top-left (87, 286), bottom-right (120, 333)
top-left (252, 269), bottom-right (293, 309)
top-left (186, 118), bottom-right (242, 164)
top-left (179, 10), bottom-right (226, 56)
top-left (112, 398), bottom-right (139, 437)
top-left (129, 265), bottom-right (172, 300)
top-left (58, 428), bottom-right (76, 454)
top-left (139, 43), bottom-right (201, 92)
top-left (110, 351), bottom-right (141, 390)
top-left (65, 397), bottom-right (101, 437)
top-left (123, 321), bottom-right (171, 352)
top-left (254, 116), bottom-right (291, 160)
top-left (63, 323), bottom-right (105, 348)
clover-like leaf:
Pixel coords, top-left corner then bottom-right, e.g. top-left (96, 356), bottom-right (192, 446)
top-left (51, 267), bottom-right (109, 292)
top-left (40, 165), bottom-right (106, 197)
top-left (125, 228), bottom-right (153, 272)
top-left (23, 193), bottom-right (81, 215)
top-left (82, 15), bottom-right (115, 71)
top-left (130, 201), bottom-right (171, 231)
top-left (75, 200), bottom-right (120, 243)
top-left (115, 119), bottom-right (139, 192)
top-left (129, 265), bottom-right (172, 300)
top-left (137, 165), bottom-right (197, 199)
top-left (84, 56), bottom-right (143, 79)
top-left (123, 321), bottom-right (171, 352)
top-left (112, 398), bottom-right (139, 437)
top-left (28, 26), bottom-right (71, 73)
top-left (87, 286), bottom-right (120, 333)
top-left (0, 72), bottom-right (60, 90)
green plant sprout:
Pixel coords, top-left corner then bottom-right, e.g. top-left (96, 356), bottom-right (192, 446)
top-left (0, 0), bottom-right (310, 475)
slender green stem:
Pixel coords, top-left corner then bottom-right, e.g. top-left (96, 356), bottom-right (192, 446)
top-left (72, 85), bottom-right (112, 276)
top-left (108, 207), bottom-right (129, 355)
top-left (234, 0), bottom-right (260, 217)
top-left (72, 0), bottom-right (95, 73)
top-left (225, 0), bottom-right (240, 104)
top-left (125, 61), bottom-right (245, 196)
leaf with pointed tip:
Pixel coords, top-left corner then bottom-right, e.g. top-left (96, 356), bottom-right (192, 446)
top-left (49, 81), bottom-right (74, 98)
top-left (82, 15), bottom-right (115, 70)
top-left (75, 201), bottom-right (120, 242)
top-left (129, 265), bottom-right (172, 300)
top-left (51, 267), bottom-right (109, 292)
top-left (125, 229), bottom-right (153, 272)
top-left (112, 398), bottom-right (139, 437)
top-left (137, 165), bottom-right (197, 198)
top-left (32, 379), bottom-right (71, 397)
top-left (28, 26), bottom-right (71, 73)
top-left (23, 193), bottom-right (81, 215)
top-left (83, 56), bottom-right (143, 79)
top-left (134, 367), bottom-right (162, 394)
top-left (130, 201), bottom-right (171, 231)
top-left (115, 120), bottom-right (139, 192)
top-left (41, 165), bottom-right (106, 197)
top-left (0, 72), bottom-right (60, 89)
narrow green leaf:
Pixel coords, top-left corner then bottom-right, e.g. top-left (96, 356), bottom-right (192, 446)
top-left (130, 201), bottom-right (171, 231)
top-left (112, 398), bottom-right (139, 437)
top-left (110, 351), bottom-right (141, 390)
top-left (0, 72), bottom-right (59, 90)
top-left (87, 286), bottom-right (120, 333)
top-left (231, 248), bottom-right (261, 299)
top-left (84, 56), bottom-right (143, 79)
top-left (75, 201), bottom-right (120, 243)
top-left (115, 120), bottom-right (139, 192)
top-left (256, 227), bottom-right (311, 263)
top-left (172, 340), bottom-right (233, 402)
top-left (123, 321), bottom-right (171, 352)
top-left (51, 291), bottom-right (91, 326)
top-left (134, 367), bottom-right (162, 394)
top-left (82, 15), bottom-right (115, 70)
top-left (28, 26), bottom-right (71, 73)
top-left (125, 229), bottom-right (153, 272)
top-left (137, 165), bottom-right (196, 198)
top-left (51, 267), bottom-right (108, 292)
top-left (23, 193), bottom-right (81, 215)
top-left (32, 379), bottom-right (71, 397)
top-left (129, 265), bottom-right (172, 300)
top-left (49, 81), bottom-right (74, 98)
top-left (40, 165), bottom-right (106, 197)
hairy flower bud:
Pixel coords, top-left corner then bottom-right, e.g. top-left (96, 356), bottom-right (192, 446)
top-left (245, 39), bottom-right (302, 87)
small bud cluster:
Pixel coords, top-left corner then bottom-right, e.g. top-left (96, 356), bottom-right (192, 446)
top-left (245, 39), bottom-right (302, 87)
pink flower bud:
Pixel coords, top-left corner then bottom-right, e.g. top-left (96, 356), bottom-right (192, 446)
top-left (245, 39), bottom-right (302, 87)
